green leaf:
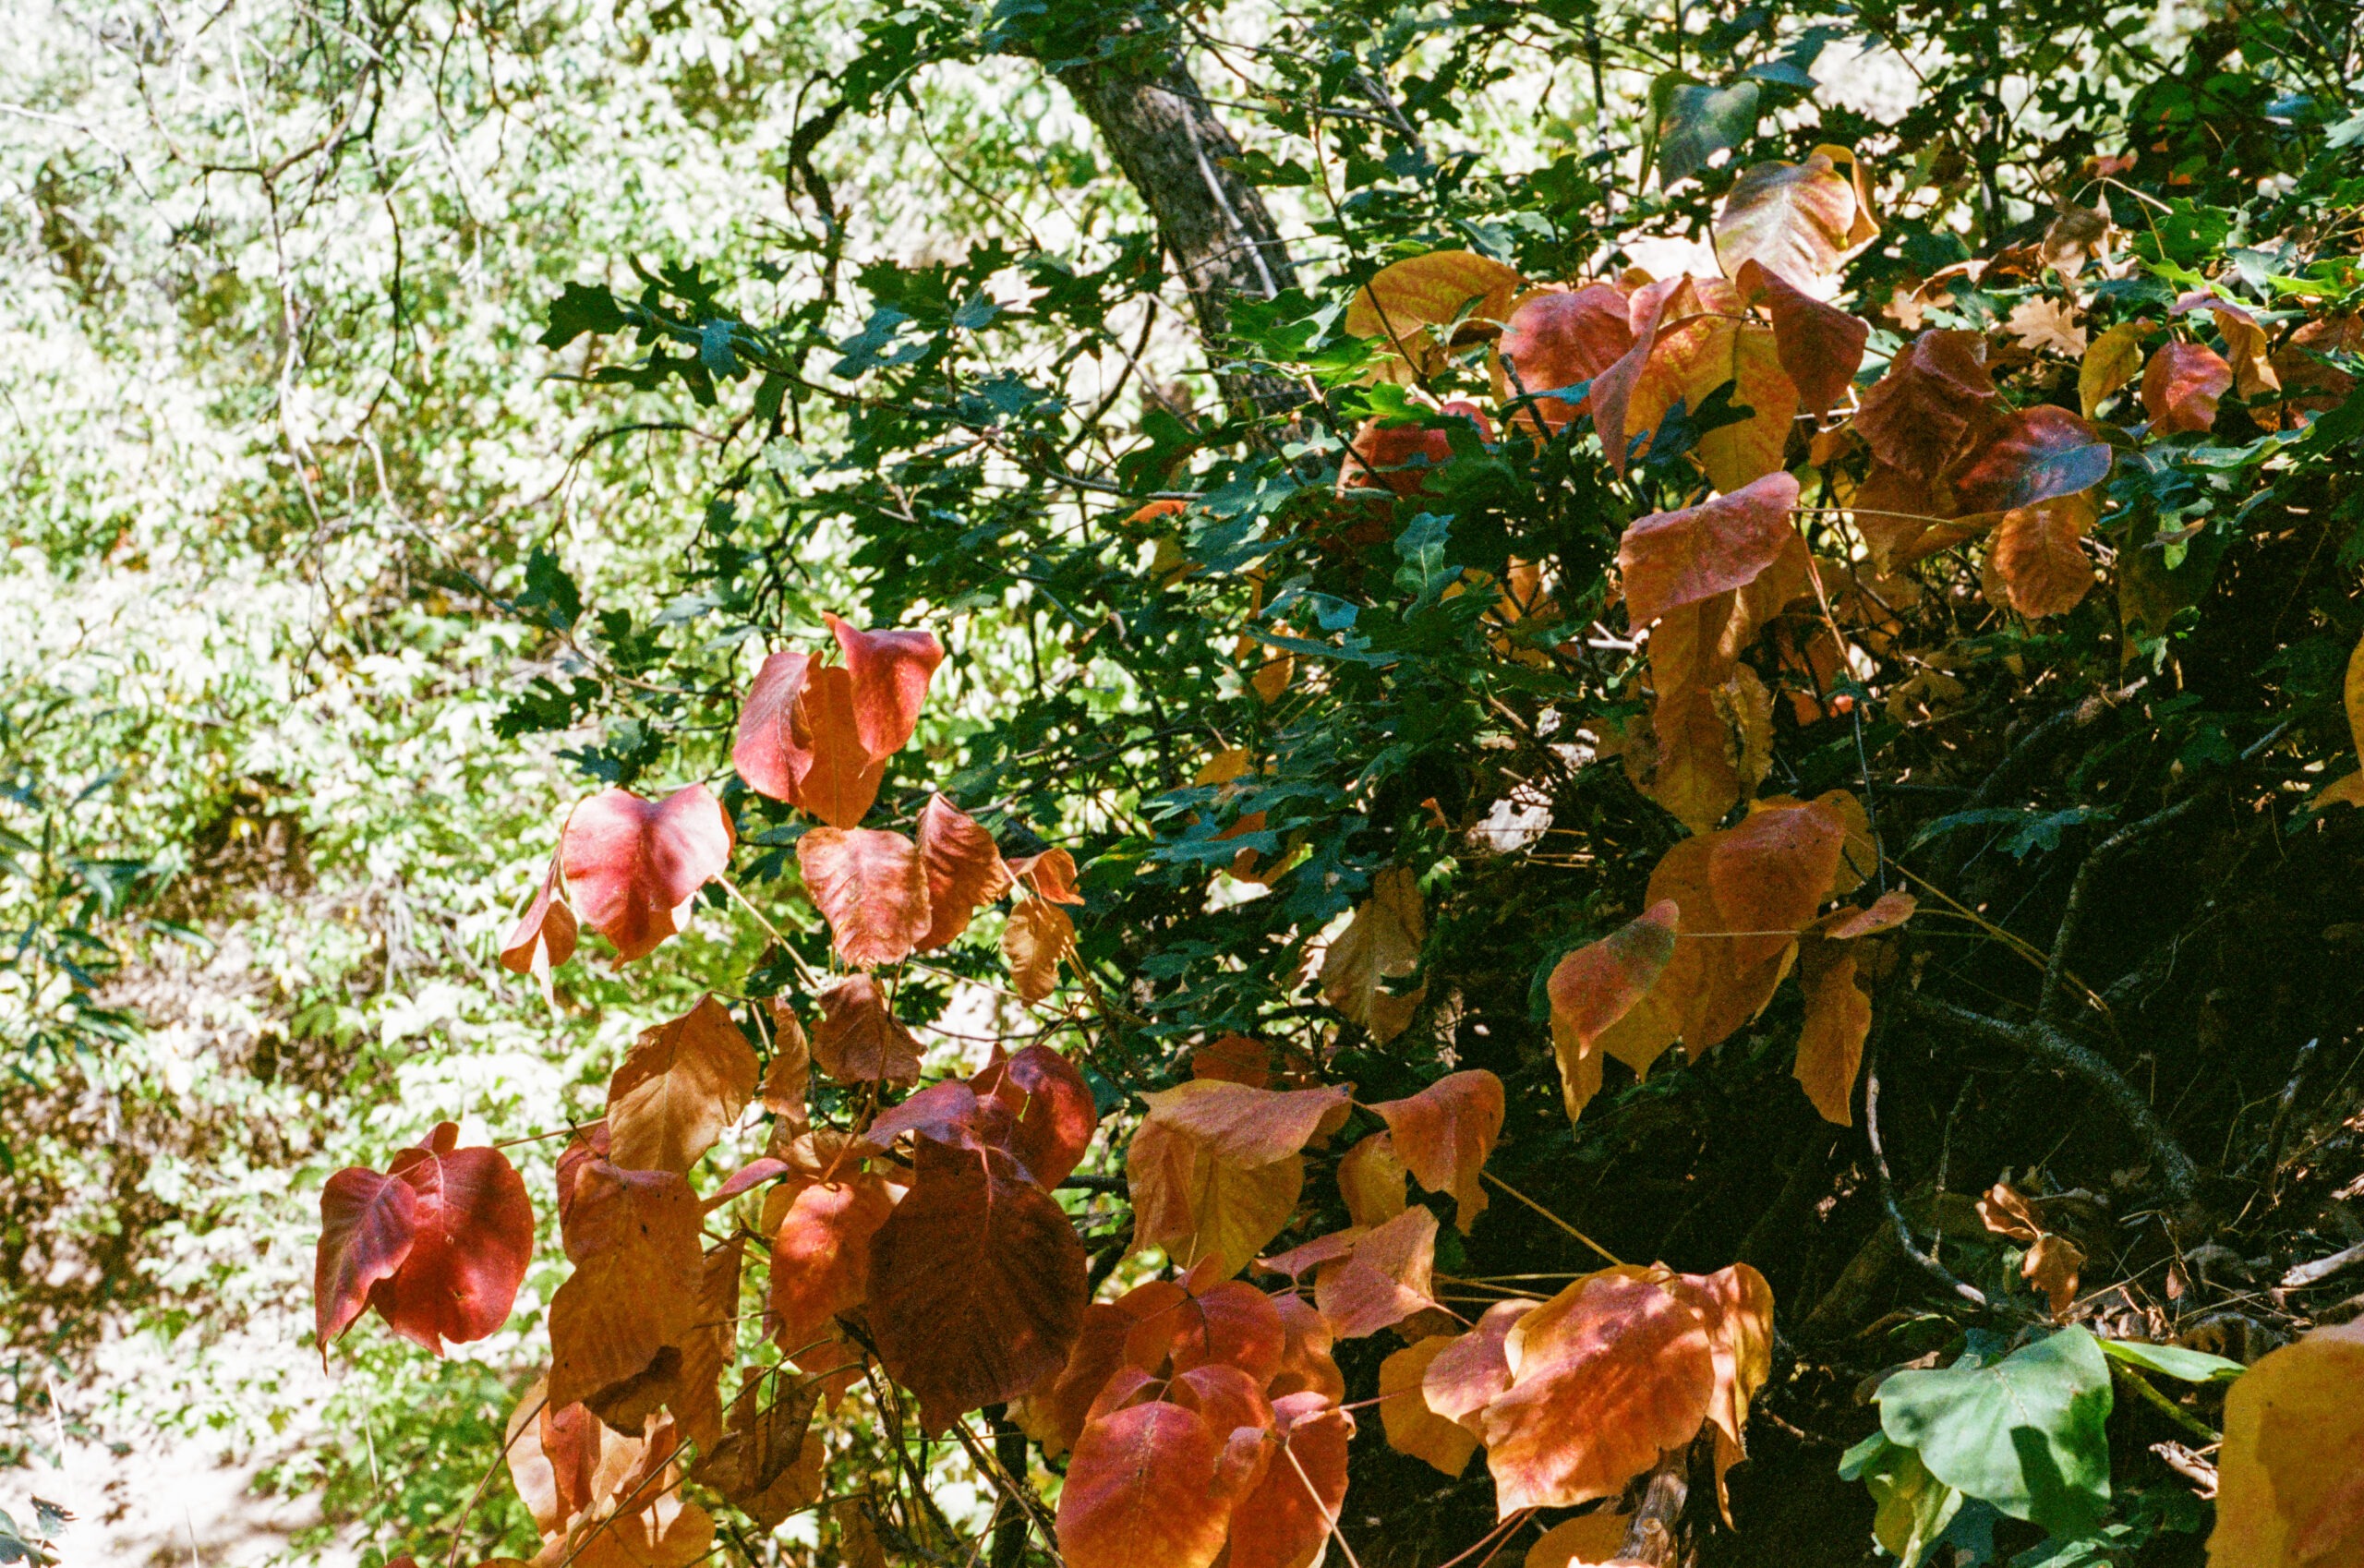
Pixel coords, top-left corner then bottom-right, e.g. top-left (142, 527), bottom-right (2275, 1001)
top-left (1843, 1432), bottom-right (1963, 1568)
top-left (539, 282), bottom-right (629, 349)
top-left (516, 547), bottom-right (583, 631)
top-left (1646, 74), bottom-right (1760, 186)
top-left (2096, 1338), bottom-right (2244, 1384)
top-left (1877, 1327), bottom-right (2115, 1538)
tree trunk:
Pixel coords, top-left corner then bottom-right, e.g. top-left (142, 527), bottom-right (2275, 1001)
top-left (1055, 47), bottom-right (1301, 413)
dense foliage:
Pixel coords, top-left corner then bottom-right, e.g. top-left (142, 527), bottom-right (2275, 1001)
top-left (6, 0), bottom-right (2364, 1562)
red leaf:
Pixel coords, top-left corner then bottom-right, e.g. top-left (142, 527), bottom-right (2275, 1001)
top-left (1369, 1069), bottom-right (1503, 1233)
top-left (1224, 1393), bottom-right (1353, 1568)
top-left (1339, 403), bottom-right (1493, 499)
top-left (915, 794), bottom-right (1012, 950)
top-left (1854, 329), bottom-right (1996, 480)
top-left (1007, 847), bottom-right (1085, 904)
top-left (1128, 1270), bottom-right (1287, 1383)
top-left (1946, 404), bottom-right (2113, 515)
top-left (1496, 285), bottom-right (1633, 434)
top-left (1618, 472), bottom-right (1802, 629)
top-left (971, 1043), bottom-right (1099, 1189)
top-left (798, 826), bottom-right (931, 969)
top-left (789, 665), bottom-right (887, 828)
top-left (366, 1125), bottom-right (535, 1355)
top-left (732, 650), bottom-right (814, 801)
top-left (1738, 260), bottom-right (1869, 420)
top-left (866, 1137), bottom-right (1089, 1432)
top-left (500, 854), bottom-right (577, 987)
top-left (1707, 800), bottom-right (1847, 968)
top-left (767, 1174), bottom-right (898, 1352)
top-left (2141, 341), bottom-right (2233, 435)
top-left (561, 786), bottom-right (735, 963)
top-left (316, 1164), bottom-right (418, 1352)
top-left (1057, 1399), bottom-right (1237, 1568)
top-left (825, 613), bottom-right (944, 762)
top-left (812, 973), bottom-right (923, 1083)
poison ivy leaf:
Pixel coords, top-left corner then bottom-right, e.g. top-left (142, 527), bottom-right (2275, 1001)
top-left (560, 785), bottom-right (735, 964)
top-left (1649, 75), bottom-right (1760, 186)
top-left (606, 995), bottom-right (760, 1176)
top-left (798, 826), bottom-right (931, 969)
top-left (1876, 1327), bottom-right (2114, 1538)
top-left (1367, 1069), bottom-right (1502, 1232)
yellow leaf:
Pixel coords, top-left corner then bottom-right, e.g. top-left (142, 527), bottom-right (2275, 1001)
top-left (1344, 250), bottom-right (1526, 378)
top-left (2079, 320), bottom-right (2150, 417)
top-left (1712, 149), bottom-right (1878, 296)
top-left (1378, 1334), bottom-right (1480, 1477)
top-left (2207, 1321), bottom-right (2364, 1567)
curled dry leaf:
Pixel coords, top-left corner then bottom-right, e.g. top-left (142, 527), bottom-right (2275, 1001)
top-left (823, 612), bottom-right (943, 763)
top-left (1618, 470), bottom-right (1802, 629)
top-left (1008, 846), bottom-right (1085, 904)
top-left (797, 826), bottom-right (931, 969)
top-left (2174, 291), bottom-right (2281, 399)
top-left (1380, 1334), bottom-right (1479, 1477)
top-left (507, 1387), bottom-right (716, 1568)
top-left (606, 994), bottom-right (759, 1176)
top-left (2008, 297), bottom-right (2088, 358)
top-left (866, 1136), bottom-right (1089, 1433)
top-left (561, 785), bottom-right (735, 964)
top-left (1665, 1262), bottom-right (1777, 1514)
top-left (1495, 284), bottom-right (1634, 432)
top-left (811, 973), bottom-right (922, 1083)
top-left (1003, 894), bottom-right (1077, 1003)
top-left (1369, 1069), bottom-right (1502, 1233)
top-left (1548, 899), bottom-right (1681, 1124)
top-left (314, 1122), bottom-right (534, 1357)
top-left (2206, 1320), bottom-right (2364, 1568)
top-left (500, 853), bottom-right (577, 999)
top-left (915, 793), bottom-right (1011, 950)
top-left (2142, 341), bottom-right (2234, 435)
top-left (689, 1372), bottom-right (826, 1530)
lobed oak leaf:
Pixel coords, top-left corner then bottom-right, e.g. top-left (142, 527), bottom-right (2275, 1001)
top-left (688, 1372), bottom-right (826, 1530)
top-left (2206, 1321), bottom-right (2364, 1568)
top-left (1269, 1292), bottom-right (1346, 1405)
top-left (1319, 866), bottom-right (1426, 1041)
top-left (500, 853), bottom-right (577, 1000)
top-left (1495, 285), bottom-right (1634, 433)
top-left (767, 1172), bottom-right (898, 1352)
top-left (1369, 1070), bottom-right (1502, 1233)
top-left (2008, 297), bottom-right (2088, 358)
top-left (1737, 260), bottom-right (1869, 421)
top-left (823, 612), bottom-right (943, 763)
top-left (1422, 1299), bottom-right (1539, 1430)
top-left (1128, 1116), bottom-right (1307, 1281)
top-left (1549, 900), bottom-right (1681, 1125)
top-left (1618, 471), bottom-right (1802, 629)
top-left (1056, 1398), bottom-right (1237, 1568)
top-left (811, 973), bottom-right (922, 1083)
top-left (732, 651), bottom-right (815, 802)
top-left (915, 794), bottom-right (1011, 950)
top-left (607, 995), bottom-right (759, 1176)
top-left (1854, 330), bottom-right (1996, 482)
top-left (797, 826), bottom-right (931, 970)
top-left (1380, 1334), bottom-right (1479, 1476)
top-left (2080, 320), bottom-right (2152, 417)
top-left (561, 786), bottom-right (735, 964)
top-left (1527, 1514), bottom-right (1638, 1568)
top-left (866, 1135), bottom-right (1088, 1433)
top-left (1225, 1394), bottom-right (1354, 1568)
top-left (1003, 895), bottom-right (1077, 1004)
top-left (1313, 1205), bottom-right (1441, 1340)
top-left (1336, 1131), bottom-right (1409, 1228)
top-left (1984, 491), bottom-right (2099, 620)
top-left (1947, 405), bottom-right (2113, 517)
top-left (1477, 1271), bottom-right (1717, 1514)
top-left (787, 665), bottom-right (887, 829)
top-left (1142, 1080), bottom-right (1353, 1167)
top-left (1713, 149), bottom-right (1878, 297)
top-left (2142, 341), bottom-right (2234, 435)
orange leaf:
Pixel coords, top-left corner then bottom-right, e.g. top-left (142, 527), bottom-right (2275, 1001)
top-left (1986, 491), bottom-right (2098, 619)
top-left (2142, 341), bottom-right (2233, 435)
top-left (1712, 149), bottom-right (1877, 296)
top-left (1369, 1069), bottom-right (1502, 1232)
top-left (608, 995), bottom-right (759, 1176)
top-left (811, 973), bottom-right (922, 1083)
top-left (1344, 250), bottom-right (1526, 380)
top-left (868, 1137), bottom-right (1088, 1433)
top-left (1854, 330), bottom-right (1997, 481)
top-left (1948, 405), bottom-right (2113, 516)
top-left (1224, 1394), bottom-right (1354, 1568)
top-left (798, 826), bottom-right (931, 969)
top-left (1192, 1033), bottom-right (1273, 1087)
top-left (1341, 403), bottom-right (1494, 499)
top-left (549, 1131), bottom-right (706, 1415)
top-left (915, 794), bottom-right (1012, 950)
top-left (1664, 1263), bottom-right (1776, 1516)
top-left (561, 785), bottom-right (735, 964)
top-left (315, 1123), bottom-right (533, 1357)
top-left (1496, 285), bottom-right (1634, 433)
top-left (2022, 1234), bottom-right (2086, 1318)
top-left (1527, 1513), bottom-right (1636, 1568)
top-left (788, 665), bottom-right (887, 829)
top-left (1793, 933), bottom-right (1870, 1126)
top-left (1319, 866), bottom-right (1427, 1041)
top-left (1476, 1271), bottom-right (1716, 1513)
top-left (1336, 1131), bottom-right (1408, 1228)
top-left (1709, 799), bottom-right (1847, 967)
top-left (1269, 1293), bottom-right (1345, 1405)
top-left (762, 998), bottom-right (811, 1138)
top-left (823, 613), bottom-right (943, 762)
top-left (1313, 1205), bottom-right (1441, 1339)
top-left (1655, 313), bottom-right (1798, 492)
top-left (1127, 1117), bottom-right (1307, 1281)
top-left (2207, 1321), bottom-right (2364, 1568)
top-left (1003, 895), bottom-right (1077, 1003)
top-left (1380, 1334), bottom-right (1479, 1476)
top-left (2173, 291), bottom-right (2281, 398)
top-left (733, 650), bottom-right (815, 802)
top-left (1421, 1298), bottom-right (1538, 1429)
top-left (500, 853), bottom-right (577, 996)
top-left (1143, 1080), bottom-right (1354, 1167)
top-left (1618, 470), bottom-right (1802, 629)
top-left (1057, 1399), bottom-right (1240, 1568)
top-left (1009, 846), bottom-right (1086, 903)
top-left (1139, 1270), bottom-right (1289, 1383)
top-left (688, 1373), bottom-right (825, 1530)
top-left (766, 1173), bottom-right (897, 1351)
top-left (1548, 900), bottom-right (1680, 1124)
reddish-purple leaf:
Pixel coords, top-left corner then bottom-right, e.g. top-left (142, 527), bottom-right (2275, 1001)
top-left (798, 826), bottom-right (931, 970)
top-left (732, 650), bottom-right (814, 802)
top-left (825, 613), bottom-right (944, 763)
top-left (1947, 404), bottom-right (2113, 515)
top-left (316, 1165), bottom-right (419, 1353)
top-left (561, 786), bottom-right (735, 964)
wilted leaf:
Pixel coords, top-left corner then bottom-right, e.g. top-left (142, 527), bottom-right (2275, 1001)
top-left (798, 826), bottom-right (931, 969)
top-left (811, 973), bottom-right (922, 1083)
top-left (500, 853), bottom-right (577, 999)
top-left (1004, 895), bottom-right (1077, 1003)
top-left (915, 794), bottom-right (1011, 950)
top-left (608, 995), bottom-right (759, 1176)
top-left (1369, 1070), bottom-right (1502, 1233)
top-left (561, 785), bottom-right (735, 964)
top-left (867, 1136), bottom-right (1088, 1432)
top-left (1714, 148), bottom-right (1877, 295)
top-left (2143, 341), bottom-right (2234, 435)
top-left (823, 612), bottom-right (943, 762)
top-left (1380, 1335), bottom-right (1479, 1477)
top-left (1009, 846), bottom-right (1086, 904)
top-left (1619, 471), bottom-right (1802, 629)
top-left (2008, 297), bottom-right (2087, 358)
top-left (2207, 1321), bottom-right (2364, 1568)
top-left (1876, 1326), bottom-right (2113, 1538)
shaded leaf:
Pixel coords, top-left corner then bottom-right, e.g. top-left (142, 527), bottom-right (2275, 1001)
top-left (1876, 1327), bottom-right (2113, 1538)
top-left (1380, 1335), bottom-right (1479, 1477)
top-left (1369, 1069), bottom-right (1502, 1233)
top-left (811, 973), bottom-right (922, 1083)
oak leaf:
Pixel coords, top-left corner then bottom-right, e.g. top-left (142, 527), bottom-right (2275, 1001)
top-left (915, 793), bottom-right (1011, 950)
top-left (811, 973), bottom-right (922, 1083)
top-left (607, 995), bottom-right (759, 1176)
top-left (561, 786), bottom-right (735, 964)
top-left (315, 1123), bottom-right (533, 1357)
top-left (2008, 297), bottom-right (2088, 358)
top-left (798, 826), bottom-right (931, 969)
top-left (1369, 1070), bottom-right (1502, 1233)
top-left (1319, 866), bottom-right (1427, 1041)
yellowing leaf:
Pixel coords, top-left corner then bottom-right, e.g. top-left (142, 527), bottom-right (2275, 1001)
top-left (1548, 900), bottom-right (1680, 1124)
top-left (1127, 1116), bottom-right (1307, 1280)
top-left (1713, 149), bottom-right (1879, 297)
top-left (607, 995), bottom-right (760, 1176)
top-left (1984, 491), bottom-right (2098, 620)
top-left (1337, 1131), bottom-right (1409, 1228)
top-left (1004, 895), bottom-right (1077, 1004)
top-left (1379, 1335), bottom-right (1478, 1477)
top-left (2207, 1321), bottom-right (2364, 1568)
top-left (1343, 250), bottom-right (1526, 379)
top-left (1320, 866), bottom-right (1427, 1040)
top-left (2079, 320), bottom-right (2151, 417)
top-left (1526, 1514), bottom-right (1636, 1568)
